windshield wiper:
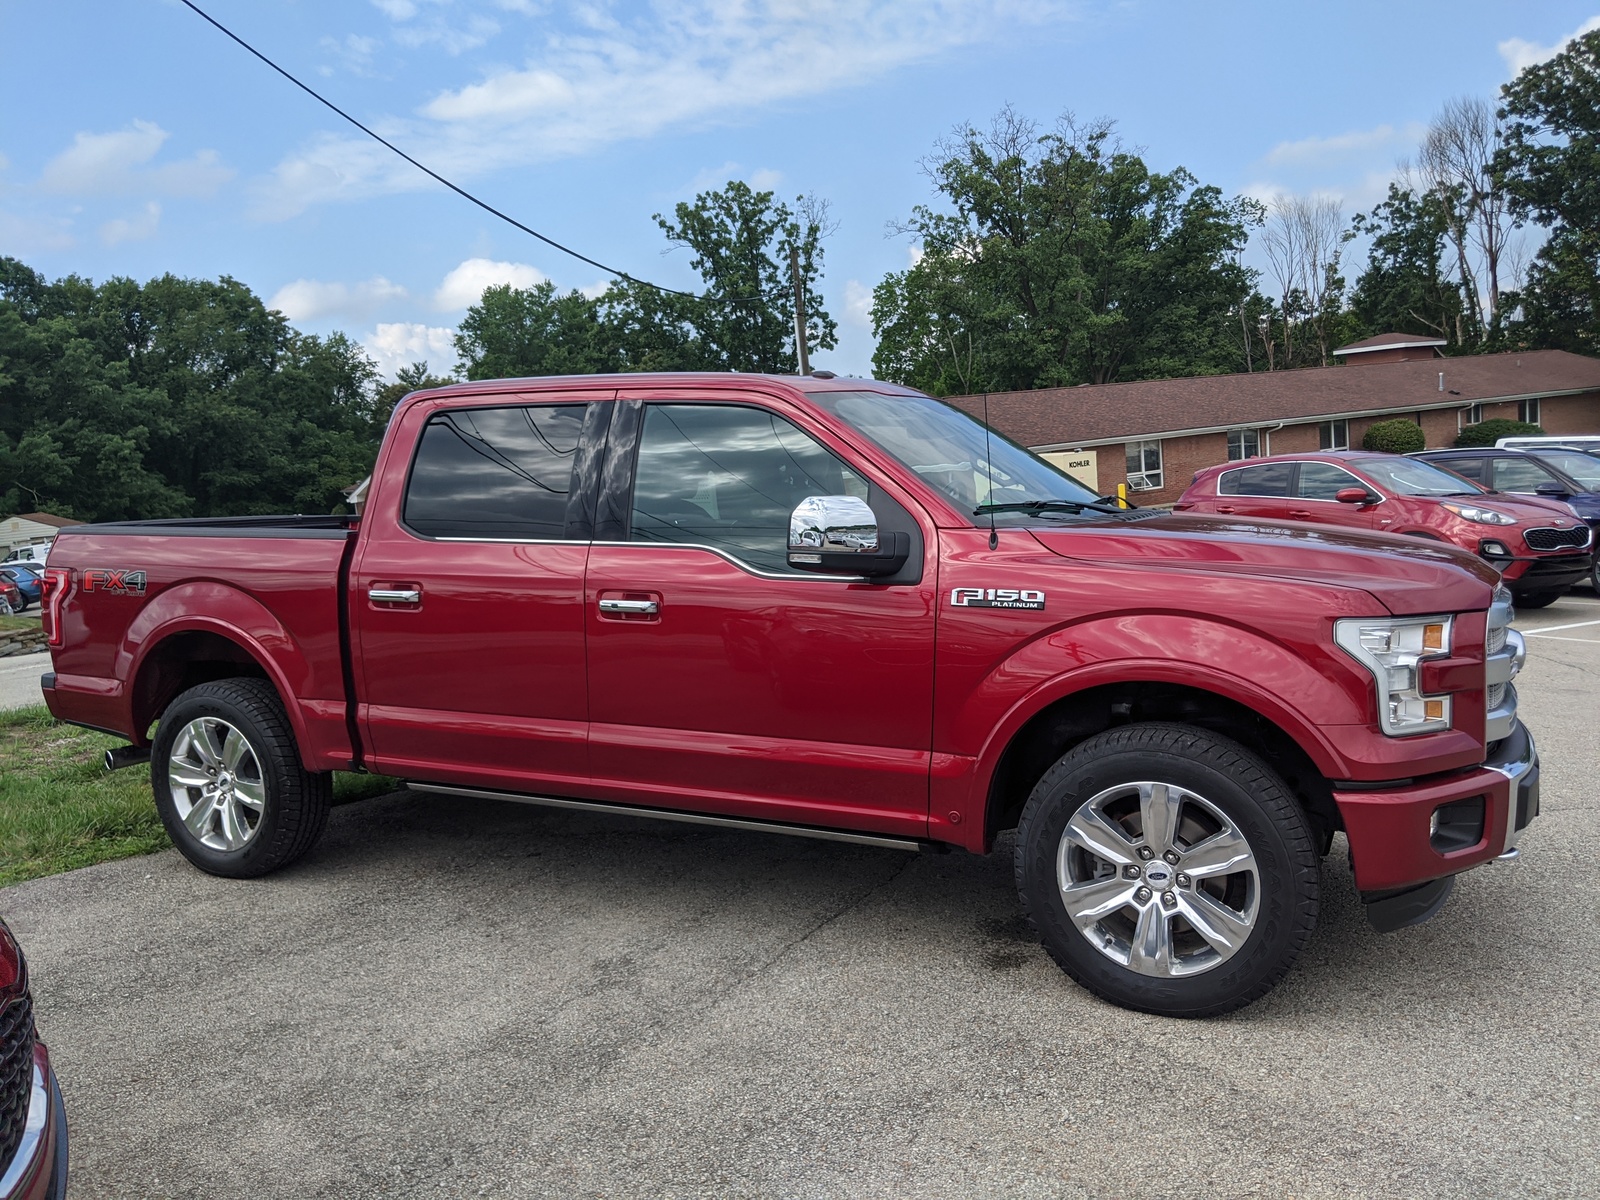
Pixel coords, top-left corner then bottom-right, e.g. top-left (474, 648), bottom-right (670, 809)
top-left (974, 499), bottom-right (1128, 517)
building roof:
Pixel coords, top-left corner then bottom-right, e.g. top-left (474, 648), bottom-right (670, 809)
top-left (1333, 332), bottom-right (1448, 356)
top-left (947, 349), bottom-right (1600, 450)
top-left (6, 513), bottom-right (85, 529)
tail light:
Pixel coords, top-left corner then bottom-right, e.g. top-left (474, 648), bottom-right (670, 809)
top-left (41, 568), bottom-right (71, 648)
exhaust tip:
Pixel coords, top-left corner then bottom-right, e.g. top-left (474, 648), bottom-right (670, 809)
top-left (104, 745), bottom-right (152, 772)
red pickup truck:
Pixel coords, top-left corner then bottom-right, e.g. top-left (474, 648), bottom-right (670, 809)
top-left (39, 374), bottom-right (1538, 1016)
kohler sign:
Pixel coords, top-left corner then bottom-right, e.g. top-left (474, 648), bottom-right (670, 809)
top-left (1040, 449), bottom-right (1099, 493)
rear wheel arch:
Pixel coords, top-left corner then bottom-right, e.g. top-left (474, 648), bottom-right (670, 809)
top-left (131, 627), bottom-right (280, 746)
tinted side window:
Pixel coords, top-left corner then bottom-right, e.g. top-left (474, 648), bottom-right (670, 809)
top-left (630, 404), bottom-right (866, 573)
top-left (1492, 458), bottom-right (1559, 492)
top-left (1297, 462), bottom-right (1365, 500)
top-left (404, 405), bottom-right (586, 538)
top-left (1218, 463), bottom-right (1294, 497)
top-left (1427, 457), bottom-right (1484, 484)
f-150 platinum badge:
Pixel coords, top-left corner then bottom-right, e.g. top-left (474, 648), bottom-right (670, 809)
top-left (949, 587), bottom-right (1045, 610)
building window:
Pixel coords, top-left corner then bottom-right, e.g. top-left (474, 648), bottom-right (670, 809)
top-left (1226, 428), bottom-right (1262, 461)
top-left (1520, 397), bottom-right (1541, 425)
top-left (1459, 403), bottom-right (1483, 430)
top-left (1319, 419), bottom-right (1349, 451)
top-left (1125, 440), bottom-right (1163, 491)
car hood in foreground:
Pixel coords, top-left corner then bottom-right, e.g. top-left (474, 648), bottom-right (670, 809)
top-left (1027, 512), bottom-right (1499, 616)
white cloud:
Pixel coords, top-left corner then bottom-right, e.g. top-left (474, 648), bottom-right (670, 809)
top-left (1263, 122), bottom-right (1425, 167)
top-left (0, 209), bottom-right (74, 253)
top-left (843, 279), bottom-right (873, 329)
top-left (372, 0), bottom-right (420, 19)
top-left (1499, 15), bottom-right (1600, 75)
top-left (397, 14), bottom-right (500, 54)
top-left (363, 322), bottom-right (459, 378)
top-left (321, 33), bottom-right (382, 77)
top-left (40, 120), bottom-right (233, 197)
top-left (433, 256), bottom-right (546, 310)
top-left (426, 68), bottom-right (575, 120)
top-left (99, 201), bottom-right (161, 245)
top-left (252, 1), bottom-right (1076, 218)
top-left (269, 276), bottom-right (409, 322)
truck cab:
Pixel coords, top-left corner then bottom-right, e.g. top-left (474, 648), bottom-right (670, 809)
top-left (40, 374), bottom-right (1539, 1017)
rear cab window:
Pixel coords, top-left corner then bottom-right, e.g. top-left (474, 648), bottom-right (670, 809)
top-left (403, 404), bottom-right (587, 539)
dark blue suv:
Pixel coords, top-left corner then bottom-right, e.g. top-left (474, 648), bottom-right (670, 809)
top-left (1413, 446), bottom-right (1600, 590)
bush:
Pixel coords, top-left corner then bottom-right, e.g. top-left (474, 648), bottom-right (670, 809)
top-left (1362, 419), bottom-right (1426, 454)
top-left (1454, 418), bottom-right (1544, 448)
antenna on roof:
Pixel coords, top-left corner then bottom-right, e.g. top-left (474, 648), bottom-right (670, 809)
top-left (982, 393), bottom-right (998, 551)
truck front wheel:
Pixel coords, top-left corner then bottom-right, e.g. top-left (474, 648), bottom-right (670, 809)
top-left (1015, 723), bottom-right (1319, 1017)
top-left (151, 678), bottom-right (332, 878)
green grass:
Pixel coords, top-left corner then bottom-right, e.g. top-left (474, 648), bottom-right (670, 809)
top-left (0, 705), bottom-right (396, 887)
top-left (0, 616), bottom-right (35, 633)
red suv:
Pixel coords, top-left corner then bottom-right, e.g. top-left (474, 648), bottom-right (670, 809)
top-left (1175, 452), bottom-right (1593, 608)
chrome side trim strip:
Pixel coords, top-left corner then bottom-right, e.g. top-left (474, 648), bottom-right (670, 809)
top-left (0, 1063), bottom-right (51, 1196)
top-left (431, 536), bottom-right (869, 583)
top-left (407, 782), bottom-right (926, 851)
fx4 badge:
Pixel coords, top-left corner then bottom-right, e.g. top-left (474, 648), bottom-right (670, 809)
top-left (950, 587), bottom-right (1045, 611)
top-left (82, 569), bottom-right (148, 596)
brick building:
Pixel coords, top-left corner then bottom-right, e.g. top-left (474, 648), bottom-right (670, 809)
top-left (949, 337), bottom-right (1600, 506)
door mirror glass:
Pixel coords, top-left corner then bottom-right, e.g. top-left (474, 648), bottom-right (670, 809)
top-left (1335, 486), bottom-right (1375, 505)
top-left (788, 496), bottom-right (908, 576)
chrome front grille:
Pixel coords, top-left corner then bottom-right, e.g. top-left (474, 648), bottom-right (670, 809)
top-left (1484, 586), bottom-right (1521, 743)
top-left (1525, 525), bottom-right (1591, 551)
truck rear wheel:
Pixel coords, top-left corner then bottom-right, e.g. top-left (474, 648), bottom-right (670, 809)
top-left (151, 678), bottom-right (332, 878)
top-left (1014, 723), bottom-right (1319, 1017)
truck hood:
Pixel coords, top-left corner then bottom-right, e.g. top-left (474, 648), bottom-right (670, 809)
top-left (1026, 513), bottom-right (1499, 615)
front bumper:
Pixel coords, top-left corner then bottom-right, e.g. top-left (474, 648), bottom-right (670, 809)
top-left (1335, 720), bottom-right (1539, 894)
top-left (1498, 551), bottom-right (1592, 592)
top-left (0, 1044), bottom-right (67, 1200)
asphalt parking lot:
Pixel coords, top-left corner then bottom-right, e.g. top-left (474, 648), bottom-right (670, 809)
top-left (6, 594), bottom-right (1599, 1199)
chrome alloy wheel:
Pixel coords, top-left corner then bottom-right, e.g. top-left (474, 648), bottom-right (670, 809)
top-left (1056, 781), bottom-right (1260, 978)
top-left (167, 716), bottom-right (267, 852)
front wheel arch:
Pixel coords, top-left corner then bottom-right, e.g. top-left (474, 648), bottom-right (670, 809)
top-left (982, 681), bottom-right (1341, 856)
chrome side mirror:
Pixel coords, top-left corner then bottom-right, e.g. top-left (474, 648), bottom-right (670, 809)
top-left (788, 496), bottom-right (910, 578)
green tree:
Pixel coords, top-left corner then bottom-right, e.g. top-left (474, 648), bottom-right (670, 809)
top-left (1496, 30), bottom-right (1600, 352)
top-left (1454, 417), bottom-right (1543, 448)
top-left (605, 180), bottom-right (837, 373)
top-left (1348, 185), bottom-right (1467, 346)
top-left (1362, 419), bottom-right (1426, 454)
top-left (870, 109), bottom-right (1260, 394)
top-left (373, 361), bottom-right (456, 423)
top-left (455, 181), bottom-right (837, 378)
top-left (0, 258), bottom-right (382, 522)
top-left (455, 282), bottom-right (622, 380)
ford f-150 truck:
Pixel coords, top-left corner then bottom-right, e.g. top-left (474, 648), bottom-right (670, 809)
top-left (39, 374), bottom-right (1539, 1017)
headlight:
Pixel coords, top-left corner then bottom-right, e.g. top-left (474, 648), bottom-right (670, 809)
top-left (1442, 503), bottom-right (1516, 526)
top-left (1334, 616), bottom-right (1454, 736)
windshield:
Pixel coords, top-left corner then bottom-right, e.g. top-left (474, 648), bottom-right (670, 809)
top-left (812, 390), bottom-right (1102, 520)
top-left (1356, 457), bottom-right (1484, 497)
top-left (1535, 451), bottom-right (1600, 489)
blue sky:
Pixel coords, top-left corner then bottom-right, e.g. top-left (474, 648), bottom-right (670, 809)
top-left (3, 1), bottom-right (1597, 379)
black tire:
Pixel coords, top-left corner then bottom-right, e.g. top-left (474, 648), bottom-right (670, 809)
top-left (151, 678), bottom-right (332, 878)
top-left (1014, 722), bottom-right (1320, 1018)
top-left (1513, 590), bottom-right (1563, 609)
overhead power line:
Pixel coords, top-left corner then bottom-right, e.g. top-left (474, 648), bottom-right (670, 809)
top-left (176, 0), bottom-right (709, 300)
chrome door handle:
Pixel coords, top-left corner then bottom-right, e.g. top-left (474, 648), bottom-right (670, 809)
top-left (598, 598), bottom-right (659, 615)
top-left (369, 588), bottom-right (421, 604)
